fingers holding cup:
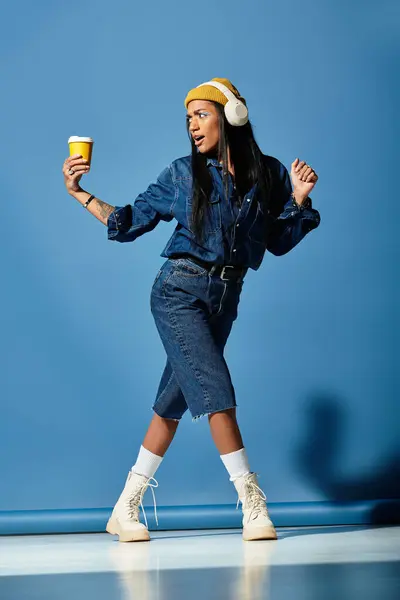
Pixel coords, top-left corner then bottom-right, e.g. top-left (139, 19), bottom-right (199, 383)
top-left (63, 152), bottom-right (91, 194)
top-left (63, 157), bottom-right (89, 178)
top-left (68, 136), bottom-right (93, 165)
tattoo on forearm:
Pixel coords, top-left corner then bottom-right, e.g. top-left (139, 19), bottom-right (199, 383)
top-left (96, 200), bottom-right (115, 220)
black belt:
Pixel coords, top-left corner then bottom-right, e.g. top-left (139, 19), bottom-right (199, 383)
top-left (177, 255), bottom-right (248, 282)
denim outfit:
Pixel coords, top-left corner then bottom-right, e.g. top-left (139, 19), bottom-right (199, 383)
top-left (108, 154), bottom-right (320, 421)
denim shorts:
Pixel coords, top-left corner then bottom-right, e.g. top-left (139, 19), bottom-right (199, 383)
top-left (150, 257), bottom-right (244, 422)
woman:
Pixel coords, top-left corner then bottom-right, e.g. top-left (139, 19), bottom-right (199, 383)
top-left (62, 78), bottom-right (320, 543)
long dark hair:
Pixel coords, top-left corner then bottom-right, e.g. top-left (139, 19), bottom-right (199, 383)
top-left (187, 102), bottom-right (273, 243)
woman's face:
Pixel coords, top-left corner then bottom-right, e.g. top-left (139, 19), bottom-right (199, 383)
top-left (186, 100), bottom-right (220, 155)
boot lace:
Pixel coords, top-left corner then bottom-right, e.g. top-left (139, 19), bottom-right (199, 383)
top-left (124, 476), bottom-right (159, 528)
top-left (236, 475), bottom-right (269, 523)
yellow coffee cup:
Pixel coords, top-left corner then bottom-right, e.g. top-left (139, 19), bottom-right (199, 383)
top-left (68, 136), bottom-right (94, 164)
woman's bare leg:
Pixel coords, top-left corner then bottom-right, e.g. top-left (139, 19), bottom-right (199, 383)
top-left (141, 413), bottom-right (180, 456)
top-left (208, 407), bottom-right (244, 454)
top-left (141, 408), bottom-right (243, 457)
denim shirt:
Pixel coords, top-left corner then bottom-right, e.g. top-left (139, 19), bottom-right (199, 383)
top-left (107, 154), bottom-right (320, 271)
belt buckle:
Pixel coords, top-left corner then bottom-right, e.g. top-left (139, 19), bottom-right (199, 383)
top-left (220, 265), bottom-right (235, 281)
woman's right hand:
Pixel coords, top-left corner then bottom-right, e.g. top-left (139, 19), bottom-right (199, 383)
top-left (62, 154), bottom-right (91, 195)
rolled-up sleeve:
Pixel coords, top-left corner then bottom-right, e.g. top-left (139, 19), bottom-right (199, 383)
top-left (107, 165), bottom-right (175, 243)
top-left (266, 162), bottom-right (320, 256)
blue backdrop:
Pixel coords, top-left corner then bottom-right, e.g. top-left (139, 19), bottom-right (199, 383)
top-left (1, 0), bottom-right (398, 532)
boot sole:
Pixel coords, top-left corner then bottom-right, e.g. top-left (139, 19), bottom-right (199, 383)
top-left (106, 517), bottom-right (150, 542)
top-left (243, 526), bottom-right (278, 541)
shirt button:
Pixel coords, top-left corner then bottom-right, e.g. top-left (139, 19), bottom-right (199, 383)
top-left (236, 223), bottom-right (239, 227)
top-left (233, 249), bottom-right (237, 253)
top-left (247, 198), bottom-right (251, 202)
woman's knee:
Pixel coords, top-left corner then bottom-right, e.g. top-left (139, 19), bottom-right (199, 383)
top-left (208, 407), bottom-right (237, 421)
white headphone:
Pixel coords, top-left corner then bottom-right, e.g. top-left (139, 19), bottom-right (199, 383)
top-left (197, 80), bottom-right (249, 127)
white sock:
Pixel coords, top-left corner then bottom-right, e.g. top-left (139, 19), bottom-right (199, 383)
top-left (132, 445), bottom-right (164, 479)
top-left (220, 447), bottom-right (251, 482)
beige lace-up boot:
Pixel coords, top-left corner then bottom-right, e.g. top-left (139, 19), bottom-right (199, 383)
top-left (106, 470), bottom-right (158, 542)
top-left (233, 472), bottom-right (277, 541)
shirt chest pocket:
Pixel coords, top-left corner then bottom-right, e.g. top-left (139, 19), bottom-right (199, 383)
top-left (186, 189), bottom-right (222, 235)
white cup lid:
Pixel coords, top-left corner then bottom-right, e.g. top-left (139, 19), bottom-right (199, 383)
top-left (68, 136), bottom-right (93, 143)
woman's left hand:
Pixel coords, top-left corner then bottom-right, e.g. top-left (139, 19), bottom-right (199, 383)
top-left (291, 158), bottom-right (319, 199)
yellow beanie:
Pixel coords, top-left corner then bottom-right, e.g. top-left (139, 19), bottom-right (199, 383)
top-left (184, 77), bottom-right (246, 109)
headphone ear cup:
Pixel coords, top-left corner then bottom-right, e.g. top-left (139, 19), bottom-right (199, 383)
top-left (224, 99), bottom-right (249, 126)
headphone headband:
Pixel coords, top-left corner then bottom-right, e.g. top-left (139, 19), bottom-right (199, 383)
top-left (197, 80), bottom-right (240, 103)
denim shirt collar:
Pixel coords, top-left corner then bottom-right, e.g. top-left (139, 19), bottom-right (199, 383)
top-left (206, 155), bottom-right (258, 200)
top-left (206, 157), bottom-right (222, 167)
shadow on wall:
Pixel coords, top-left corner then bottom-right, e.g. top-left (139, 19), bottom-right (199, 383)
top-left (294, 393), bottom-right (400, 524)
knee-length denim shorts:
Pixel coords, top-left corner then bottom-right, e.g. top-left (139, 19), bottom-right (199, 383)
top-left (150, 257), bottom-right (244, 422)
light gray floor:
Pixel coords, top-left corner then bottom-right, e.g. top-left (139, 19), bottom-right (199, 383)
top-left (1, 526), bottom-right (399, 599)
